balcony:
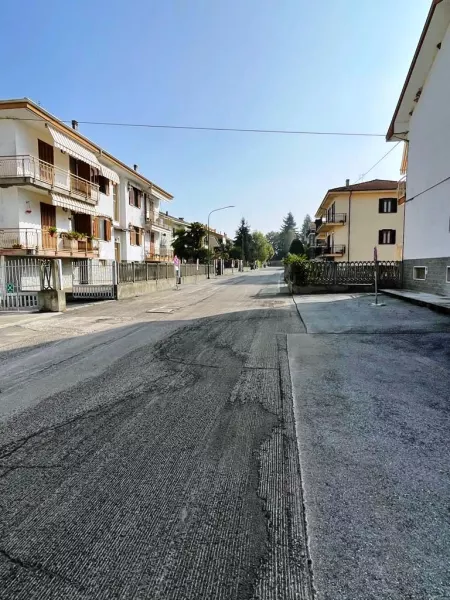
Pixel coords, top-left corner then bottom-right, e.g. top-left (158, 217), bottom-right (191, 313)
top-left (0, 155), bottom-right (99, 204)
top-left (0, 228), bottom-right (99, 258)
top-left (316, 213), bottom-right (347, 233)
top-left (398, 175), bottom-right (406, 204)
top-left (145, 212), bottom-right (172, 233)
top-left (146, 252), bottom-right (174, 262)
top-left (310, 244), bottom-right (346, 258)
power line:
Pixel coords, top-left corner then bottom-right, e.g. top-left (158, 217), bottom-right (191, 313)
top-left (405, 174), bottom-right (450, 203)
top-left (0, 116), bottom-right (385, 137)
top-left (354, 141), bottom-right (402, 183)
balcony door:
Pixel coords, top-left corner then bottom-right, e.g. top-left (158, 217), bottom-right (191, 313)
top-left (38, 140), bottom-right (54, 184)
top-left (40, 202), bottom-right (57, 249)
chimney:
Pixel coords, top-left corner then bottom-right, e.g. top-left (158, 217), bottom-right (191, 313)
top-left (345, 178), bottom-right (350, 187)
top-left (71, 120), bottom-right (78, 131)
top-left (133, 164), bottom-right (138, 171)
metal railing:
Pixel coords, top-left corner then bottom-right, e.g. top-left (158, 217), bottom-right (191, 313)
top-left (0, 228), bottom-right (99, 256)
top-left (146, 251), bottom-right (174, 262)
top-left (309, 244), bottom-right (346, 258)
top-left (0, 155), bottom-right (99, 203)
top-left (287, 260), bottom-right (401, 287)
top-left (324, 213), bottom-right (347, 224)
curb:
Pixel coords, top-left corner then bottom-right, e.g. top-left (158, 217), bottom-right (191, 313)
top-left (381, 289), bottom-right (450, 316)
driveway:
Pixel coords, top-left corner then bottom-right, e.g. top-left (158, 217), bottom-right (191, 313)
top-left (289, 293), bottom-right (450, 600)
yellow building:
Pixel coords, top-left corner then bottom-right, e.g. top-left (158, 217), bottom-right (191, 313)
top-left (314, 179), bottom-right (404, 262)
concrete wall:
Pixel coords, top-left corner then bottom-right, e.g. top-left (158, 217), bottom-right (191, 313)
top-left (0, 120), bottom-right (17, 155)
top-left (406, 22), bottom-right (450, 261)
top-left (0, 187), bottom-right (19, 227)
top-left (117, 273), bottom-right (207, 300)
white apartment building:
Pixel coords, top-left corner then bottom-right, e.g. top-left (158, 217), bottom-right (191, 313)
top-left (0, 98), bottom-right (172, 284)
top-left (387, 0), bottom-right (450, 294)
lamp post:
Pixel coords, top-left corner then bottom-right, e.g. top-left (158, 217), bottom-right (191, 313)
top-left (207, 205), bottom-right (234, 279)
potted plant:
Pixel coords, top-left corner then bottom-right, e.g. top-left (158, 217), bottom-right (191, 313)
top-left (48, 226), bottom-right (58, 237)
top-left (61, 230), bottom-right (80, 251)
top-left (12, 243), bottom-right (23, 249)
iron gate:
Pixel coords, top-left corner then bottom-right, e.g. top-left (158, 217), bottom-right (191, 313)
top-left (0, 258), bottom-right (52, 311)
top-left (72, 260), bottom-right (116, 299)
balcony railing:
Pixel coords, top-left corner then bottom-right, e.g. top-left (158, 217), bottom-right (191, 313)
top-left (316, 213), bottom-right (347, 233)
top-left (398, 175), bottom-right (406, 203)
top-left (0, 228), bottom-right (99, 256)
top-left (146, 252), bottom-right (174, 262)
top-left (0, 155), bottom-right (99, 204)
top-left (145, 212), bottom-right (172, 231)
top-left (310, 244), bottom-right (346, 258)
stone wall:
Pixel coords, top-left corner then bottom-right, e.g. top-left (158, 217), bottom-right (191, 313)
top-left (403, 258), bottom-right (450, 295)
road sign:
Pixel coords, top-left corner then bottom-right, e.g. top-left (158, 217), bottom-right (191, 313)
top-left (6, 283), bottom-right (14, 293)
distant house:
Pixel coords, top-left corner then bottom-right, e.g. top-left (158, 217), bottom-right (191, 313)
top-left (312, 179), bottom-right (404, 262)
top-left (387, 0), bottom-right (450, 294)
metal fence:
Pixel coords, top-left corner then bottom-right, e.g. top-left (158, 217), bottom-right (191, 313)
top-left (117, 262), bottom-right (208, 283)
top-left (72, 260), bottom-right (115, 299)
top-left (0, 257), bottom-right (53, 311)
top-left (289, 261), bottom-right (401, 288)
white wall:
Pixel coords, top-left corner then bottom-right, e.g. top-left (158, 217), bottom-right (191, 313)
top-left (406, 21), bottom-right (450, 259)
top-left (0, 187), bottom-right (19, 227)
top-left (0, 120), bottom-right (17, 155)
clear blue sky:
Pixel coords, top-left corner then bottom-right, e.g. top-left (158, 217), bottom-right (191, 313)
top-left (0, 0), bottom-right (429, 236)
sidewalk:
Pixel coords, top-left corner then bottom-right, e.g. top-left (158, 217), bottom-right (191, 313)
top-left (381, 288), bottom-right (450, 315)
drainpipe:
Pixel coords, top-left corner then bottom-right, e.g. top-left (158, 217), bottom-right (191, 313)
top-left (347, 191), bottom-right (352, 261)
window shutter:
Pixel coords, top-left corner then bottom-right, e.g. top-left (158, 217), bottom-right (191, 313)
top-left (378, 230), bottom-right (383, 244)
top-left (379, 199), bottom-right (384, 213)
top-left (105, 219), bottom-right (112, 242)
top-left (391, 229), bottom-right (396, 244)
top-left (92, 217), bottom-right (99, 238)
top-left (130, 228), bottom-right (135, 245)
top-left (129, 187), bottom-right (134, 206)
top-left (137, 191), bottom-right (142, 209)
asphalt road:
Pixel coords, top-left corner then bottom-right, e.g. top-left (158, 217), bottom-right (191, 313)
top-left (0, 269), bottom-right (314, 600)
top-left (289, 293), bottom-right (450, 600)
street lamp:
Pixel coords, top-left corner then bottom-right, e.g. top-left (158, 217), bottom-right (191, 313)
top-left (207, 205), bottom-right (235, 279)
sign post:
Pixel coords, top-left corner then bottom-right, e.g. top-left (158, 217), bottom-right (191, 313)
top-left (371, 247), bottom-right (385, 307)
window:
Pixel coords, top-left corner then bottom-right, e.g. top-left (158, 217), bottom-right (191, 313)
top-left (98, 175), bottom-right (109, 195)
top-left (413, 266), bottom-right (427, 281)
top-left (129, 185), bottom-right (142, 208)
top-left (379, 198), bottom-right (397, 213)
top-left (378, 229), bottom-right (396, 244)
top-left (93, 218), bottom-right (111, 242)
top-left (130, 226), bottom-right (141, 246)
top-left (446, 266), bottom-right (450, 283)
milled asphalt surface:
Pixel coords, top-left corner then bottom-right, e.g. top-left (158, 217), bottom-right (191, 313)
top-left (289, 293), bottom-right (450, 600)
top-left (0, 269), bottom-right (314, 600)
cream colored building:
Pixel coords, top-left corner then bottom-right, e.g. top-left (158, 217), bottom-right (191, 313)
top-left (314, 179), bottom-right (404, 262)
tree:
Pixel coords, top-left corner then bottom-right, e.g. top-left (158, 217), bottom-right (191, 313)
top-left (251, 231), bottom-right (274, 263)
top-left (289, 238), bottom-right (305, 255)
top-left (300, 214), bottom-right (312, 245)
top-left (172, 222), bottom-right (207, 262)
top-left (234, 218), bottom-right (253, 262)
top-left (266, 231), bottom-right (283, 259)
top-left (280, 212), bottom-right (298, 255)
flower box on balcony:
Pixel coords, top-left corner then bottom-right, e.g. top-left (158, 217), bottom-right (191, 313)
top-left (62, 237), bottom-right (78, 251)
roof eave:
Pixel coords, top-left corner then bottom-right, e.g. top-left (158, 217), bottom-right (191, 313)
top-left (386, 0), bottom-right (445, 141)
